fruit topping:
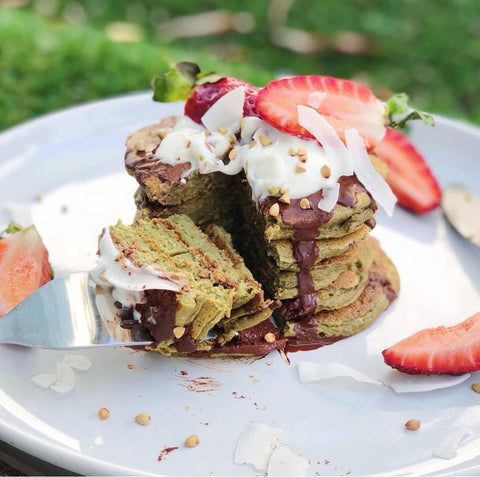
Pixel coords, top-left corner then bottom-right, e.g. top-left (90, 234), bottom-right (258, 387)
top-left (382, 312), bottom-right (480, 375)
top-left (374, 129), bottom-right (442, 213)
top-left (0, 223), bottom-right (52, 317)
top-left (256, 75), bottom-right (386, 150)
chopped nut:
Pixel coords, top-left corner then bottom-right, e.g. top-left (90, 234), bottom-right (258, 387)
top-left (173, 326), bottom-right (185, 339)
top-left (217, 125), bottom-right (228, 134)
top-left (259, 135), bottom-right (272, 147)
top-left (269, 203), bottom-right (280, 217)
top-left (279, 192), bottom-right (290, 204)
top-left (298, 146), bottom-right (307, 156)
top-left (288, 146), bottom-right (298, 156)
top-left (299, 155), bottom-right (308, 163)
top-left (321, 164), bottom-right (332, 178)
top-left (204, 130), bottom-right (212, 136)
top-left (97, 407), bottom-right (110, 420)
top-left (264, 332), bottom-right (276, 343)
top-left (134, 142), bottom-right (145, 152)
top-left (157, 129), bottom-right (168, 139)
top-left (249, 139), bottom-right (257, 148)
top-left (198, 269), bottom-right (209, 278)
top-left (405, 419), bottom-right (421, 430)
top-left (135, 412), bottom-right (151, 426)
top-left (280, 187), bottom-right (289, 195)
top-left (295, 164), bottom-right (306, 173)
top-left (184, 434), bottom-right (200, 448)
top-left (268, 185), bottom-right (281, 196)
top-left (471, 383), bottom-right (480, 393)
top-left (299, 198), bottom-right (311, 209)
top-left (228, 148), bottom-right (238, 160)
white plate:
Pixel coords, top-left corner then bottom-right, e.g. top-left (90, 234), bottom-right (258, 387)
top-left (0, 93), bottom-right (480, 476)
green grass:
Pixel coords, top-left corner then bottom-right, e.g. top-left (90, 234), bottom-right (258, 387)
top-left (1, 1), bottom-right (480, 131)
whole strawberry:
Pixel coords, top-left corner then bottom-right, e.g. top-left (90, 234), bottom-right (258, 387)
top-left (184, 77), bottom-right (259, 124)
top-left (151, 62), bottom-right (259, 124)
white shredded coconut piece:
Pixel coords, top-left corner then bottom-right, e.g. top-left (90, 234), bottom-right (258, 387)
top-left (317, 183), bottom-right (340, 212)
top-left (433, 427), bottom-right (471, 460)
top-left (63, 354), bottom-right (92, 371)
top-left (383, 370), bottom-right (471, 393)
top-left (307, 91), bottom-right (327, 109)
top-left (298, 361), bottom-right (382, 385)
top-left (234, 422), bottom-right (281, 471)
top-left (344, 128), bottom-right (397, 216)
top-left (201, 86), bottom-right (245, 132)
top-left (49, 362), bottom-right (75, 394)
top-left (30, 373), bottom-right (57, 389)
top-left (267, 446), bottom-right (309, 476)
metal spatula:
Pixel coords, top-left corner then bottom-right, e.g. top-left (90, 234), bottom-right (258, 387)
top-left (0, 272), bottom-right (152, 349)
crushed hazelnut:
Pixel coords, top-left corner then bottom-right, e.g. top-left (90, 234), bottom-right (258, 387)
top-left (288, 146), bottom-right (297, 156)
top-left (280, 187), bottom-right (289, 195)
top-left (134, 142), bottom-right (145, 152)
top-left (135, 412), bottom-right (151, 426)
top-left (299, 155), bottom-right (308, 163)
top-left (405, 419), bottom-right (421, 431)
top-left (268, 185), bottom-right (281, 196)
top-left (198, 269), bottom-right (209, 278)
top-left (279, 192), bottom-right (290, 204)
top-left (259, 135), bottom-right (272, 147)
top-left (204, 130), bottom-right (212, 136)
top-left (299, 198), bottom-right (311, 209)
top-left (184, 434), bottom-right (200, 448)
top-left (471, 383), bottom-right (480, 393)
top-left (264, 332), bottom-right (276, 343)
top-left (217, 125), bottom-right (228, 134)
top-left (269, 203), bottom-right (280, 217)
top-left (228, 148), bottom-right (238, 160)
top-left (173, 326), bottom-right (186, 339)
top-left (295, 164), bottom-right (306, 173)
top-left (298, 146), bottom-right (307, 156)
top-left (321, 164), bottom-right (332, 178)
top-left (97, 407), bottom-right (110, 420)
top-left (157, 129), bottom-right (168, 139)
top-left (249, 139), bottom-right (257, 148)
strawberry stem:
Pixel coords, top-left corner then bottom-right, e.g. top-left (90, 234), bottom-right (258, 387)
top-left (385, 93), bottom-right (435, 129)
top-left (0, 222), bottom-right (23, 238)
top-left (151, 62), bottom-right (223, 103)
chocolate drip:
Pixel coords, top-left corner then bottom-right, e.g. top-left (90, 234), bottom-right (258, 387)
top-left (286, 315), bottom-right (343, 352)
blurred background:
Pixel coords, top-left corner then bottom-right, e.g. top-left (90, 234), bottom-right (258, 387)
top-left (1, 0), bottom-right (480, 131)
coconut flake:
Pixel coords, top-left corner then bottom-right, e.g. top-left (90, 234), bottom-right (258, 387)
top-left (50, 362), bottom-right (75, 394)
top-left (383, 370), bottom-right (471, 393)
top-left (298, 361), bottom-right (382, 386)
top-left (267, 446), bottom-right (309, 476)
top-left (297, 105), bottom-right (353, 177)
top-left (201, 86), bottom-right (245, 132)
top-left (63, 354), bottom-right (92, 371)
top-left (317, 183), bottom-right (340, 212)
top-left (30, 373), bottom-right (57, 389)
top-left (433, 427), bottom-right (471, 460)
top-left (344, 128), bottom-right (396, 216)
top-left (307, 91), bottom-right (327, 109)
top-left (234, 422), bottom-right (281, 471)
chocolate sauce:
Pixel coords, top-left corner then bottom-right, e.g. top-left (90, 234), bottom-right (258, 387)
top-left (138, 289), bottom-right (178, 342)
top-left (261, 175), bottom-right (375, 321)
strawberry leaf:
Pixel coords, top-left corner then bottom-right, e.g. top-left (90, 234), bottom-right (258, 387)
top-left (1, 222), bottom-right (23, 238)
top-left (385, 93), bottom-right (434, 129)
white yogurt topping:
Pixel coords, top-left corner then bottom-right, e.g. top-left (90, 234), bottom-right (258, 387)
top-left (91, 227), bottom-right (186, 308)
top-left (153, 86), bottom-right (395, 214)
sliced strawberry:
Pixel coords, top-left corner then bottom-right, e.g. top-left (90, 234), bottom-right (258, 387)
top-left (256, 75), bottom-right (386, 150)
top-left (374, 129), bottom-right (441, 213)
top-left (0, 224), bottom-right (52, 317)
top-left (383, 312), bottom-right (480, 375)
top-left (184, 77), bottom-right (259, 124)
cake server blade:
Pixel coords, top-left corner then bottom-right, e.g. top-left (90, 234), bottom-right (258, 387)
top-left (442, 185), bottom-right (480, 248)
top-left (0, 271), bottom-right (153, 349)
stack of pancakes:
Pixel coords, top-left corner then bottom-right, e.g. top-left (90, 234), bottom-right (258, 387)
top-left (123, 118), bottom-right (399, 353)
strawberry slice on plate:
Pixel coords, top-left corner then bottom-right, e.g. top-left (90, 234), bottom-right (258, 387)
top-left (0, 224), bottom-right (53, 317)
top-left (383, 312), bottom-right (480, 375)
top-left (184, 76), bottom-right (259, 124)
top-left (374, 129), bottom-right (442, 213)
top-left (256, 75), bottom-right (386, 150)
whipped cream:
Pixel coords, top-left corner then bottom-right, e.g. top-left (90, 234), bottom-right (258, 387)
top-left (153, 86), bottom-right (395, 214)
top-left (91, 227), bottom-right (186, 309)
